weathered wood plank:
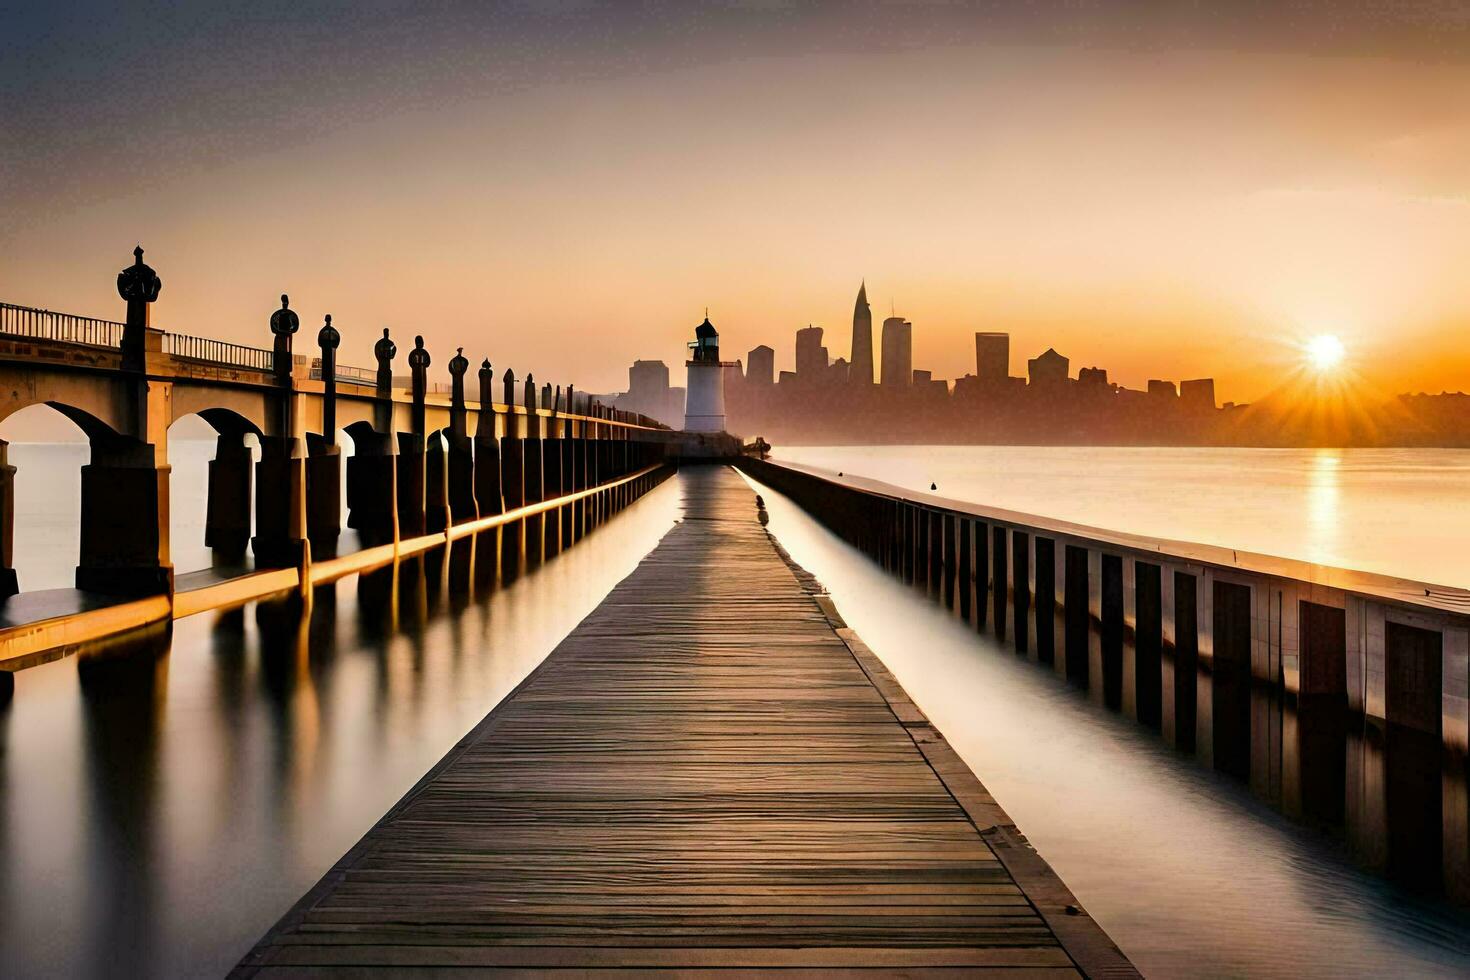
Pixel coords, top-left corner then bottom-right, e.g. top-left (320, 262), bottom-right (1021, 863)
top-left (234, 466), bottom-right (1133, 977)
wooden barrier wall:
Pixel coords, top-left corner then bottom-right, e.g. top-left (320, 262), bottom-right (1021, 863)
top-left (739, 455), bottom-right (1470, 897)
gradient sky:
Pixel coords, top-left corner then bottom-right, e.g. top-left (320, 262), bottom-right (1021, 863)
top-left (6, 2), bottom-right (1470, 401)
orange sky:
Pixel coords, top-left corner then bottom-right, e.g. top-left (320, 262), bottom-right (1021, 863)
top-left (5, 6), bottom-right (1470, 402)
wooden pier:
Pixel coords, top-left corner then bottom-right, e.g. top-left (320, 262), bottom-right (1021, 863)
top-left (236, 465), bottom-right (1133, 976)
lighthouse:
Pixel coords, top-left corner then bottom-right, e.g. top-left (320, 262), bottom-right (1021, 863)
top-left (683, 315), bottom-right (727, 433)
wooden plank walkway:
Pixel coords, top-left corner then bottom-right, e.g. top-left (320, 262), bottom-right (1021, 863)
top-left (236, 465), bottom-right (1135, 977)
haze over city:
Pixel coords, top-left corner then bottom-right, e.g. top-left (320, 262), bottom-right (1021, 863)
top-left (7, 2), bottom-right (1470, 402)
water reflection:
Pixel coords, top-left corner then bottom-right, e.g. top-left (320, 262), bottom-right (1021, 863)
top-left (1152, 579), bottom-right (1463, 900)
top-left (77, 632), bottom-right (171, 968)
top-left (446, 536), bottom-right (475, 611)
top-left (255, 594), bottom-right (324, 802)
top-left (1307, 449), bottom-right (1342, 566)
top-left (746, 470), bottom-right (1470, 978)
top-left (0, 479), bottom-right (678, 977)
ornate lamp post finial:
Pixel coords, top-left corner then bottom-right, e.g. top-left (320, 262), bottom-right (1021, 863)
top-left (448, 347), bottom-right (470, 438)
top-left (478, 358), bottom-right (493, 410)
top-left (318, 313), bottom-right (339, 348)
top-left (448, 346), bottom-right (469, 380)
top-left (116, 244), bottom-right (162, 369)
top-left (269, 292), bottom-right (300, 381)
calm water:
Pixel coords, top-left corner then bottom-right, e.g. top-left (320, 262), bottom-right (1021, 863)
top-left (5, 441), bottom-right (1470, 976)
top-left (773, 445), bottom-right (1470, 589)
top-left (0, 444), bottom-right (681, 976)
top-left (743, 466), bottom-right (1470, 978)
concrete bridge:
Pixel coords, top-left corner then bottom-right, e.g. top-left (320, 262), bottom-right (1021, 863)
top-left (0, 247), bottom-right (672, 671)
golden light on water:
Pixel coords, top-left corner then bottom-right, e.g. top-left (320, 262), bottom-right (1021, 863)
top-left (1305, 334), bottom-right (1347, 372)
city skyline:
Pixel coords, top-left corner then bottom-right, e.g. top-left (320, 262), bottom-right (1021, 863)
top-left (606, 278), bottom-right (1470, 448)
top-left (624, 279), bottom-right (1434, 414)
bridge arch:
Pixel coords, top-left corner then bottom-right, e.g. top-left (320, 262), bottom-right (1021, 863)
top-left (165, 406), bottom-right (267, 571)
top-left (0, 406), bottom-right (92, 593)
top-left (343, 419), bottom-right (389, 449)
top-left (169, 385), bottom-right (270, 436)
top-left (173, 406), bottom-right (263, 439)
top-left (38, 401), bottom-right (123, 442)
top-left (0, 364), bottom-right (133, 439)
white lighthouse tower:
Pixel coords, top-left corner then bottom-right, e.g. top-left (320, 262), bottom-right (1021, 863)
top-left (683, 316), bottom-right (727, 432)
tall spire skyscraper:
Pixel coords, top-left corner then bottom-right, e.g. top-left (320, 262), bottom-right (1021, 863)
top-left (850, 280), bottom-right (873, 385)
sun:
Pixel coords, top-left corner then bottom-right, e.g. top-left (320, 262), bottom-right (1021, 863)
top-left (1304, 334), bottom-right (1346, 372)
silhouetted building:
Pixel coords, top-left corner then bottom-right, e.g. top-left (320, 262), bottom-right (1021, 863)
top-left (881, 317), bottom-right (912, 387)
top-left (630, 359), bottom-right (669, 396)
top-left (722, 361), bottom-right (743, 399)
top-left (617, 358), bottom-right (685, 426)
top-left (1028, 348), bottom-right (1069, 386)
top-left (746, 345), bottom-right (775, 385)
top-left (975, 332), bottom-right (1009, 385)
top-left (716, 282), bottom-right (1268, 447)
top-left (1180, 378), bottom-right (1215, 411)
top-left (850, 281), bottom-right (873, 385)
top-left (795, 325), bottom-right (827, 379)
top-left (1147, 379), bottom-right (1178, 400)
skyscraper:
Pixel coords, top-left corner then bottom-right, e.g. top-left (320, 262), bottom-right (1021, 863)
top-left (615, 359), bottom-right (684, 425)
top-left (1027, 348), bottom-right (1069, 386)
top-left (1180, 378), bottom-right (1216, 411)
top-left (746, 345), bottom-right (775, 385)
top-left (795, 325), bottom-right (826, 379)
top-left (880, 316), bottom-right (912, 387)
top-left (1147, 379), bottom-right (1178, 400)
top-left (850, 281), bottom-right (873, 385)
top-left (629, 359), bottom-right (670, 397)
top-left (974, 332), bottom-right (1008, 385)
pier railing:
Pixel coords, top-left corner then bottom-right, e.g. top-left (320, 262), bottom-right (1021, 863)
top-left (739, 456), bottom-right (1470, 763)
top-left (0, 302), bottom-right (125, 349)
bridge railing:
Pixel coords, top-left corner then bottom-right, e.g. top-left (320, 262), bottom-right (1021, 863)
top-left (163, 332), bottom-right (274, 372)
top-left (0, 302), bottom-right (125, 349)
top-left (0, 301), bottom-right (670, 429)
top-left (309, 358), bottom-right (377, 386)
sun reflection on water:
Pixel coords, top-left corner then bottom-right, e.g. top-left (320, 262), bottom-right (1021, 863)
top-left (1306, 449), bottom-right (1342, 565)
